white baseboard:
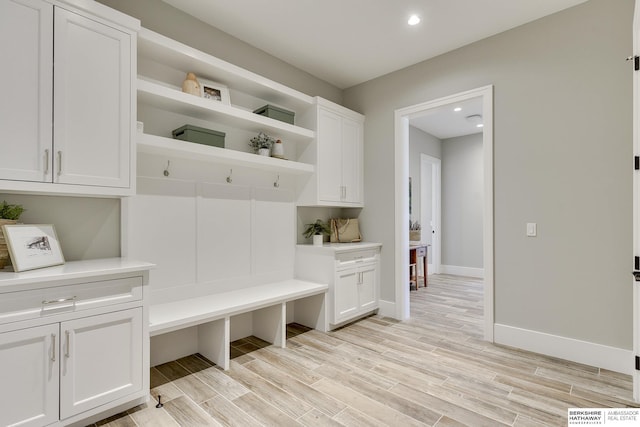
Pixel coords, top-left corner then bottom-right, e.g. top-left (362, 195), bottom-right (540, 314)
top-left (440, 264), bottom-right (484, 278)
top-left (378, 299), bottom-right (396, 319)
top-left (494, 324), bottom-right (633, 375)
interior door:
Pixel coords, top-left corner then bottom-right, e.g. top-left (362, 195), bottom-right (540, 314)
top-left (633, 0), bottom-right (640, 403)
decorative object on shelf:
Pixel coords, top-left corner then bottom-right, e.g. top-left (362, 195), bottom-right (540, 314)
top-left (0, 201), bottom-right (25, 269)
top-left (199, 77), bottom-right (231, 105)
top-left (410, 220), bottom-right (422, 242)
top-left (303, 219), bottom-right (330, 246)
top-left (181, 72), bottom-right (201, 96)
top-left (271, 139), bottom-right (285, 159)
top-left (137, 121), bottom-right (144, 133)
top-left (330, 218), bottom-right (362, 243)
top-left (253, 104), bottom-right (295, 125)
top-left (2, 224), bottom-right (64, 272)
top-left (172, 124), bottom-right (225, 148)
top-left (249, 132), bottom-right (276, 156)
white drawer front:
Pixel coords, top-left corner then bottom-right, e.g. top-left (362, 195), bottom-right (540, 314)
top-left (336, 250), bottom-right (378, 266)
top-left (0, 276), bottom-right (142, 324)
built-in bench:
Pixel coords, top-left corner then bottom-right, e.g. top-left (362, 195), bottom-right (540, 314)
top-left (149, 279), bottom-right (328, 369)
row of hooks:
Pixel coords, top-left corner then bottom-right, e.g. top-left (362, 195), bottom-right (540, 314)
top-left (163, 162), bottom-right (280, 188)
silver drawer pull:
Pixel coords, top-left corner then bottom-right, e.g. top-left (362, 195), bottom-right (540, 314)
top-left (65, 330), bottom-right (71, 358)
top-left (42, 296), bottom-right (77, 305)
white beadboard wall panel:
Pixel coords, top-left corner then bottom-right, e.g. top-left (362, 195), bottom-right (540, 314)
top-left (128, 177), bottom-right (197, 292)
top-left (197, 182), bottom-right (252, 283)
top-left (127, 168), bottom-right (297, 303)
top-left (252, 187), bottom-right (295, 276)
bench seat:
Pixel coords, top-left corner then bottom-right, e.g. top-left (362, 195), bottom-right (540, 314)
top-left (149, 279), bottom-right (328, 369)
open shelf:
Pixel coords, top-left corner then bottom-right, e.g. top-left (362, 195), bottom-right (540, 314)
top-left (137, 28), bottom-right (314, 113)
top-left (137, 133), bottom-right (314, 176)
top-left (137, 79), bottom-right (315, 144)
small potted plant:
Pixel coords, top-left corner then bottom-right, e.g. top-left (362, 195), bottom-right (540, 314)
top-left (303, 219), bottom-right (330, 246)
top-left (410, 220), bottom-right (421, 241)
top-left (0, 201), bottom-right (25, 269)
top-left (249, 132), bottom-right (276, 156)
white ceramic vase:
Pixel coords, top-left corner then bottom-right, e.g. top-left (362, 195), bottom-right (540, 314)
top-left (272, 140), bottom-right (284, 157)
top-left (258, 148), bottom-right (270, 156)
top-left (313, 234), bottom-right (323, 246)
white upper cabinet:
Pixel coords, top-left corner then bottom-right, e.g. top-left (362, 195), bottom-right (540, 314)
top-left (0, 0), bottom-right (139, 196)
top-left (0, 0), bottom-right (53, 183)
top-left (136, 28), bottom-right (315, 177)
top-left (298, 97), bottom-right (365, 207)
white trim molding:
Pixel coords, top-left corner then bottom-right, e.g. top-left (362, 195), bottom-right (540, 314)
top-left (494, 324), bottom-right (633, 375)
top-left (377, 299), bottom-right (396, 318)
top-left (440, 265), bottom-right (484, 278)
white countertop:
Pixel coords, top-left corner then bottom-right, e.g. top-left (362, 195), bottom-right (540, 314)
top-left (296, 241), bottom-right (382, 255)
top-left (0, 257), bottom-right (155, 290)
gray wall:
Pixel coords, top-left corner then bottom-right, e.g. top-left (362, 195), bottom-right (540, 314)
top-left (441, 133), bottom-right (483, 268)
top-left (97, 0), bottom-right (342, 104)
top-left (0, 194), bottom-right (120, 261)
top-left (343, 0), bottom-right (633, 349)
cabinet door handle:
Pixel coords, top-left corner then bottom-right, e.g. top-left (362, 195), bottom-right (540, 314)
top-left (65, 330), bottom-right (71, 358)
top-left (51, 333), bottom-right (56, 361)
top-left (44, 149), bottom-right (49, 175)
top-left (57, 151), bottom-right (62, 176)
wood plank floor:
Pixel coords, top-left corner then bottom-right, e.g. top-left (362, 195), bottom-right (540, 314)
top-left (92, 275), bottom-right (637, 426)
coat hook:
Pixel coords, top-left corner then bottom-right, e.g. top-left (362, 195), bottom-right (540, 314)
top-left (226, 169), bottom-right (233, 183)
top-left (163, 160), bottom-right (170, 177)
top-left (273, 174), bottom-right (280, 188)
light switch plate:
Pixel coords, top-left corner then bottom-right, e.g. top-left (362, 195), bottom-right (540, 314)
top-left (526, 223), bottom-right (537, 237)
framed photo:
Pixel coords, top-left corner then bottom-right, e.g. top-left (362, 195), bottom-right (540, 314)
top-left (199, 78), bottom-right (231, 105)
top-left (2, 224), bottom-right (65, 272)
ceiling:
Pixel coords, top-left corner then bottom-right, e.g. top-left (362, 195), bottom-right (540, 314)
top-left (410, 97), bottom-right (483, 140)
top-left (162, 0), bottom-right (588, 89)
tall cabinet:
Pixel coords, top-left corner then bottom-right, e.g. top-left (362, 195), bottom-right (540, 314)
top-left (0, 0), bottom-right (139, 196)
top-left (298, 98), bottom-right (365, 207)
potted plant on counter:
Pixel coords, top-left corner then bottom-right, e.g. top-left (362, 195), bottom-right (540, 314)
top-left (0, 201), bottom-right (25, 269)
top-left (303, 219), bottom-right (330, 246)
top-left (410, 220), bottom-right (422, 242)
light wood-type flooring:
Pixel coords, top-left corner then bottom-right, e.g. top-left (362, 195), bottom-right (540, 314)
top-left (91, 275), bottom-right (637, 426)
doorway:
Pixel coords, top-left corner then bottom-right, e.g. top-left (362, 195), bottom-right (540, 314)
top-left (394, 85), bottom-right (494, 341)
top-left (420, 154), bottom-right (441, 274)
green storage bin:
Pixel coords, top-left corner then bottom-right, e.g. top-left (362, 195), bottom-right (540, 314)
top-left (172, 125), bottom-right (225, 148)
top-left (253, 104), bottom-right (295, 125)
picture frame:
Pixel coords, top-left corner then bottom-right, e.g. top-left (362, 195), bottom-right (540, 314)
top-left (2, 224), bottom-right (65, 272)
top-left (199, 78), bottom-right (231, 105)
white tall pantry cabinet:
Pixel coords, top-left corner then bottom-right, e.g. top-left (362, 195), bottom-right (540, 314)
top-left (298, 98), bottom-right (365, 207)
top-left (0, 0), bottom-right (138, 196)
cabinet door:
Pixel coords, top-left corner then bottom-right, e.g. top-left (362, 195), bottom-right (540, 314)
top-left (341, 118), bottom-right (362, 204)
top-left (317, 108), bottom-right (344, 203)
top-left (334, 268), bottom-right (359, 323)
top-left (54, 7), bottom-right (131, 188)
top-left (60, 308), bottom-right (142, 419)
top-left (0, 0), bottom-right (53, 183)
top-left (358, 264), bottom-right (378, 311)
top-left (0, 323), bottom-right (59, 427)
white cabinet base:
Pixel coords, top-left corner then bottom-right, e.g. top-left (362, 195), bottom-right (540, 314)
top-left (295, 243), bottom-right (381, 329)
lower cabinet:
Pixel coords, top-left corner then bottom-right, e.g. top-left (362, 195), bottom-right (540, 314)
top-left (0, 323), bottom-right (59, 427)
top-left (335, 261), bottom-right (378, 324)
top-left (296, 243), bottom-right (381, 329)
top-left (0, 309), bottom-right (142, 426)
top-left (0, 259), bottom-right (152, 427)
top-left (60, 308), bottom-right (143, 419)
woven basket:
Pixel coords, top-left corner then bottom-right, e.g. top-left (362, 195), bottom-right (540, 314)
top-left (0, 219), bottom-right (17, 269)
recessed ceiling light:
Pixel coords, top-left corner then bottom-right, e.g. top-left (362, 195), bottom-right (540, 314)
top-left (408, 14), bottom-right (421, 26)
top-left (476, 124), bottom-right (484, 128)
top-left (454, 107), bottom-right (462, 112)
